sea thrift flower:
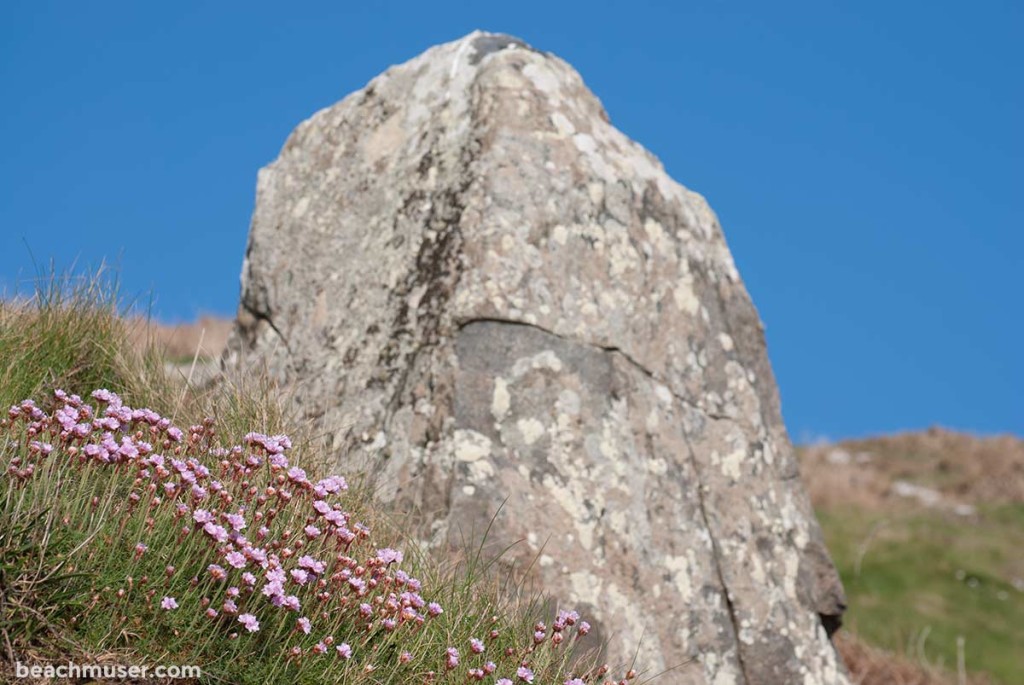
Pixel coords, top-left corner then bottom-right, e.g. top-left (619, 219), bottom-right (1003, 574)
top-left (517, 666), bottom-right (535, 683)
top-left (497, 680), bottom-right (513, 685)
top-left (445, 647), bottom-right (459, 669)
top-left (297, 555), bottom-right (325, 575)
top-left (203, 522), bottom-right (229, 543)
top-left (376, 548), bottom-right (402, 565)
top-left (238, 613), bottom-right (260, 632)
top-left (297, 617), bottom-right (311, 634)
top-left (577, 621), bottom-right (591, 636)
top-left (193, 509), bottom-right (214, 525)
top-left (225, 512), bottom-right (247, 531)
top-left (427, 602), bottom-right (443, 617)
top-left (134, 542), bottom-right (147, 558)
top-left (225, 551), bottom-right (247, 569)
top-left (337, 643), bottom-right (352, 659)
top-left (160, 597), bottom-right (178, 610)
top-left (470, 638), bottom-right (485, 654)
top-left (565, 680), bottom-right (586, 685)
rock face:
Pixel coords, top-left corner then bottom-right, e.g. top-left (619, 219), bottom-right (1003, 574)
top-left (229, 32), bottom-right (848, 684)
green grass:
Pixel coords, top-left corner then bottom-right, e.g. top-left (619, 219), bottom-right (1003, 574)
top-left (817, 504), bottom-right (1024, 683)
top-left (0, 274), bottom-right (627, 684)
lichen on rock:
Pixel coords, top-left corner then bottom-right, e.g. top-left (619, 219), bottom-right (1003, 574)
top-left (227, 30), bottom-right (848, 684)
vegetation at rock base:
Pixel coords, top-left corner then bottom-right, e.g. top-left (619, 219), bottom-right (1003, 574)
top-left (0, 274), bottom-right (646, 685)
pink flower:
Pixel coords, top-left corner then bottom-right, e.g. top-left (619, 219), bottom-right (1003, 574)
top-left (517, 666), bottom-right (535, 683)
top-left (160, 597), bottom-right (178, 610)
top-left (290, 569), bottom-right (309, 585)
top-left (225, 551), bottom-right (247, 569)
top-left (470, 637), bottom-right (484, 654)
top-left (297, 555), bottom-right (325, 574)
top-left (134, 542), bottom-right (148, 558)
top-left (208, 564), bottom-right (227, 581)
top-left (445, 647), bottom-right (459, 669)
top-left (376, 548), bottom-right (403, 565)
top-left (577, 621), bottom-right (591, 636)
top-left (282, 595), bottom-right (301, 612)
top-left (238, 613), bottom-right (259, 632)
top-left (303, 524), bottom-right (320, 539)
top-left (225, 512), bottom-right (247, 531)
top-left (427, 602), bottom-right (443, 617)
top-left (497, 680), bottom-right (513, 685)
top-left (203, 522), bottom-right (229, 543)
top-left (297, 617), bottom-right (311, 634)
top-left (564, 680), bottom-right (586, 685)
top-left (193, 509), bottom-right (214, 524)
top-left (336, 643), bottom-right (352, 659)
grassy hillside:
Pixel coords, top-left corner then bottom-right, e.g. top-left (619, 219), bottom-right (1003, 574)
top-left (0, 279), bottom-right (633, 684)
top-left (800, 431), bottom-right (1024, 684)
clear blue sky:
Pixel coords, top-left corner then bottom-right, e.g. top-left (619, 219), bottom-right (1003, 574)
top-left (2, 1), bottom-right (1021, 441)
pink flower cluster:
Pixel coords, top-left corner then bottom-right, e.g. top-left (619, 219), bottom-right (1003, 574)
top-left (3, 389), bottom-right (637, 682)
top-left (443, 607), bottom-right (604, 684)
top-left (3, 389), bottom-right (445, 664)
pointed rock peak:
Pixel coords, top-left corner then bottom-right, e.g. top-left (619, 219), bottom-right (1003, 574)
top-left (230, 34), bottom-right (848, 684)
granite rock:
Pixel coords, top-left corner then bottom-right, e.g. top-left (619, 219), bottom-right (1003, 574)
top-left (228, 31), bottom-right (847, 684)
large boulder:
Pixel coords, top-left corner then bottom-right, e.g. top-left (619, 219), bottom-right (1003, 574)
top-left (228, 31), bottom-right (848, 684)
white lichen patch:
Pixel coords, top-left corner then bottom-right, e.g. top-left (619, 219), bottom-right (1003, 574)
top-left (510, 349), bottom-right (563, 377)
top-left (454, 430), bottom-right (492, 462)
top-left (516, 417), bottom-right (546, 445)
top-left (491, 377), bottom-right (511, 420)
top-left (551, 223), bottom-right (569, 245)
top-left (720, 445), bottom-right (745, 481)
top-left (542, 473), bottom-right (595, 550)
top-left (551, 111), bottom-right (575, 136)
top-left (663, 554), bottom-right (695, 602)
top-left (673, 279), bottom-right (700, 315)
top-left (452, 430), bottom-right (496, 483)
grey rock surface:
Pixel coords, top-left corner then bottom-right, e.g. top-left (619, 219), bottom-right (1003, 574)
top-left (228, 31), bottom-right (848, 684)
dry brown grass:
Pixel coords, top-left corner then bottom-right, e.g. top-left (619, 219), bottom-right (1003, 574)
top-left (836, 631), bottom-right (991, 685)
top-left (798, 427), bottom-right (1024, 512)
top-left (127, 315), bottom-right (233, 362)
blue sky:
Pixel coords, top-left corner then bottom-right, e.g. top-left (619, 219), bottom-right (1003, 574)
top-left (1, 1), bottom-right (1021, 440)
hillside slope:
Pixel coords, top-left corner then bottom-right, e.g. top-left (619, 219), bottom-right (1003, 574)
top-left (799, 429), bottom-right (1024, 683)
